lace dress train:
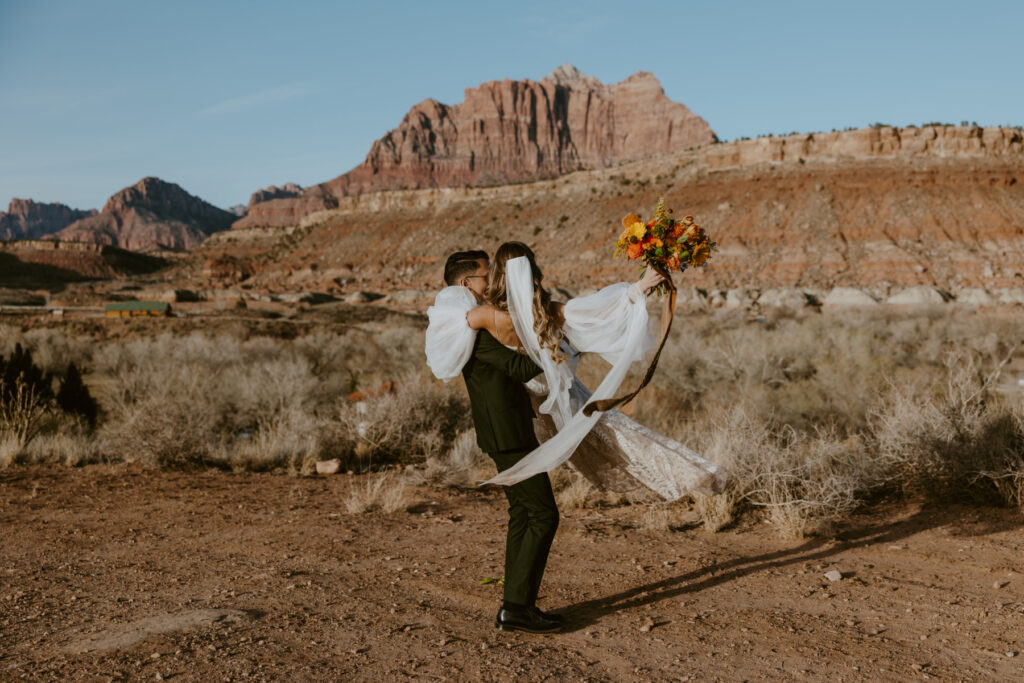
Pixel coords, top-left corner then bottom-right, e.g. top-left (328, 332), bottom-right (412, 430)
top-left (526, 378), bottom-right (726, 501)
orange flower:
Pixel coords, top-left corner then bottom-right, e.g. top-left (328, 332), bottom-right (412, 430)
top-left (626, 242), bottom-right (643, 259)
top-left (667, 254), bottom-right (681, 269)
top-left (622, 213), bottom-right (641, 228)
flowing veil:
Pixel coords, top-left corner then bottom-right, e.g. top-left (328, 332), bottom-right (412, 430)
top-left (483, 256), bottom-right (651, 486)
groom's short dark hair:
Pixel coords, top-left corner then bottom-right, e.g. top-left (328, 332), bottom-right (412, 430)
top-left (444, 250), bottom-right (489, 286)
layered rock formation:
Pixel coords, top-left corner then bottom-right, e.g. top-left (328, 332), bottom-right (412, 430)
top-left (0, 239), bottom-right (166, 286)
top-left (0, 199), bottom-right (97, 239)
top-left (702, 124), bottom-right (1023, 169)
top-left (184, 124), bottom-right (1024, 299)
top-left (51, 177), bottom-right (236, 251)
top-left (247, 182), bottom-right (304, 210)
top-left (236, 64), bottom-right (717, 228)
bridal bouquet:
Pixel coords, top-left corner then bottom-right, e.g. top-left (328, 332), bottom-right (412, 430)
top-left (583, 197), bottom-right (715, 416)
top-left (613, 197), bottom-right (715, 284)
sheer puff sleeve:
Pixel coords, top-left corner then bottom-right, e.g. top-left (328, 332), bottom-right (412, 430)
top-left (562, 281), bottom-right (654, 365)
top-left (425, 286), bottom-right (478, 381)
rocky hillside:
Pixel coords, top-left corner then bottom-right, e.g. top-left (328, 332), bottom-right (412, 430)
top-left (50, 177), bottom-right (236, 251)
top-left (235, 65), bottom-right (716, 228)
top-left (0, 199), bottom-right (97, 239)
top-left (176, 124), bottom-right (1024, 302)
top-left (247, 182), bottom-right (303, 211)
top-left (0, 239), bottom-right (167, 288)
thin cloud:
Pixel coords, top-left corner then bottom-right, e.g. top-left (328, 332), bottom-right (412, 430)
top-left (197, 82), bottom-right (315, 117)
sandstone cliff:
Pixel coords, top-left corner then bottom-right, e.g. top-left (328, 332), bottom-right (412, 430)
top-left (51, 177), bottom-right (236, 251)
top-left (0, 199), bottom-right (97, 239)
top-left (235, 65), bottom-right (717, 228)
top-left (247, 182), bottom-right (304, 210)
top-left (181, 124), bottom-right (1024, 297)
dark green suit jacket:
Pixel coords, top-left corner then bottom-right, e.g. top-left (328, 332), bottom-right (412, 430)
top-left (462, 330), bottom-right (543, 454)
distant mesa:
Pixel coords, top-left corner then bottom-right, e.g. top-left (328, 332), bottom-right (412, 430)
top-left (225, 204), bottom-right (247, 217)
top-left (48, 177), bottom-right (236, 251)
top-left (247, 182), bottom-right (304, 210)
top-left (0, 239), bottom-right (167, 287)
top-left (236, 64), bottom-right (717, 228)
top-left (0, 199), bottom-right (97, 240)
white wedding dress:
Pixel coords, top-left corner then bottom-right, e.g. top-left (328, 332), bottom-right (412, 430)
top-left (424, 259), bottom-right (727, 501)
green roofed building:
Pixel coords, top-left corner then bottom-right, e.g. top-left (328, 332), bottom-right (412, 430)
top-left (104, 300), bottom-right (171, 317)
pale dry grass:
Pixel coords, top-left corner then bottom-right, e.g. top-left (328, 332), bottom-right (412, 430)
top-left (636, 502), bottom-right (695, 532)
top-left (344, 471), bottom-right (411, 514)
top-left (20, 417), bottom-right (103, 466)
top-left (870, 348), bottom-right (1024, 503)
top-left (220, 408), bottom-right (322, 474)
top-left (691, 492), bottom-right (734, 532)
top-left (404, 431), bottom-right (494, 488)
top-left (553, 470), bottom-right (597, 509)
top-left (0, 376), bottom-right (51, 450)
top-left (336, 377), bottom-right (470, 468)
top-left (0, 434), bottom-right (20, 467)
top-left (4, 310), bottom-right (1024, 538)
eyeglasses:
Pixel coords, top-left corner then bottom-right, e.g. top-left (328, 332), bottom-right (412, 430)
top-left (465, 275), bottom-right (488, 280)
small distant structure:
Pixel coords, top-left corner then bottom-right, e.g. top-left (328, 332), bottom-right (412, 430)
top-left (104, 301), bottom-right (172, 318)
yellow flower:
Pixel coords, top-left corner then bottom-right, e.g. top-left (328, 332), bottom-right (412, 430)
top-left (627, 221), bottom-right (646, 241)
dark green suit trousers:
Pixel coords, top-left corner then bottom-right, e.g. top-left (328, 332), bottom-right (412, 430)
top-left (489, 447), bottom-right (559, 607)
top-left (460, 329), bottom-right (557, 607)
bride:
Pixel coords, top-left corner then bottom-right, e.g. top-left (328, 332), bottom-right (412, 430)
top-left (426, 241), bottom-right (726, 502)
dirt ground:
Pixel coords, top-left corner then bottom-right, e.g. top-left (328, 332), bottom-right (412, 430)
top-left (2, 465), bottom-right (1024, 682)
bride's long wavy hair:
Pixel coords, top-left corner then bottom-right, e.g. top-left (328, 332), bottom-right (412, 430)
top-left (485, 241), bottom-right (565, 361)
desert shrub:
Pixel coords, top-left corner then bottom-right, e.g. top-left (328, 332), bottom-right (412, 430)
top-left (0, 345), bottom-right (57, 454)
top-left (219, 408), bottom-right (323, 474)
top-left (335, 377), bottom-right (471, 469)
top-left (550, 467), bottom-right (598, 509)
top-left (95, 365), bottom-right (220, 468)
top-left (637, 502), bottom-right (694, 532)
top-left (0, 375), bottom-right (52, 453)
top-left (344, 471), bottom-right (411, 514)
top-left (869, 350), bottom-right (1024, 502)
top-left (56, 362), bottom-right (98, 428)
top-left (20, 328), bottom-right (95, 374)
top-left (20, 414), bottom-right (104, 466)
top-left (404, 430), bottom-right (494, 488)
top-left (685, 402), bottom-right (886, 538)
top-left (1, 343), bottom-right (54, 402)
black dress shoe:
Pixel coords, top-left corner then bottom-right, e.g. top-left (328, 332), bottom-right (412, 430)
top-left (494, 605), bottom-right (562, 633)
top-left (529, 605), bottom-right (564, 624)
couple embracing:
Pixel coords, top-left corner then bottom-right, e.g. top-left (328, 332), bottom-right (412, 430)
top-left (425, 242), bottom-right (727, 634)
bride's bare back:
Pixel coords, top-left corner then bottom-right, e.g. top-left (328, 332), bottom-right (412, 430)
top-left (466, 305), bottom-right (521, 347)
top-left (467, 302), bottom-right (566, 349)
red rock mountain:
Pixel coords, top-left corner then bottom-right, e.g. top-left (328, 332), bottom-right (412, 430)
top-left (51, 177), bottom-right (236, 251)
top-left (0, 199), bottom-right (97, 240)
top-left (185, 124), bottom-right (1024, 297)
top-left (247, 182), bottom-right (304, 211)
top-left (236, 65), bottom-right (716, 228)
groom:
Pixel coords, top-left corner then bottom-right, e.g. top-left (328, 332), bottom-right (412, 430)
top-left (442, 250), bottom-right (563, 633)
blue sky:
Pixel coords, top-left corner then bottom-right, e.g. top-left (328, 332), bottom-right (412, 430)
top-left (2, 0), bottom-right (1021, 211)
